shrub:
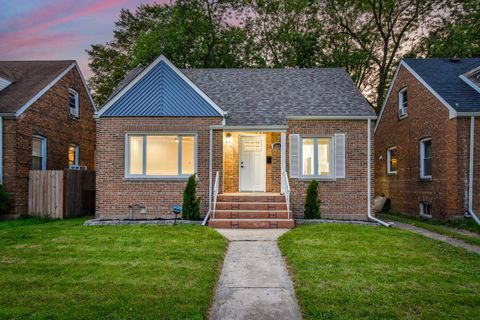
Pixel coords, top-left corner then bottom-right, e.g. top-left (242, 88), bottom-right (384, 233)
top-left (182, 175), bottom-right (200, 220)
top-left (304, 180), bottom-right (320, 219)
top-left (0, 184), bottom-right (10, 214)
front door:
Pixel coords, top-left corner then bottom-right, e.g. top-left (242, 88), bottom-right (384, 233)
top-left (239, 135), bottom-right (266, 192)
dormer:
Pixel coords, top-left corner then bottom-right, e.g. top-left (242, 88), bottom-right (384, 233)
top-left (0, 76), bottom-right (12, 92)
top-left (460, 66), bottom-right (480, 93)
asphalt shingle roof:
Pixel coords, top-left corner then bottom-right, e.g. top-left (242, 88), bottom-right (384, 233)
top-left (0, 61), bottom-right (74, 114)
top-left (109, 64), bottom-right (375, 125)
top-left (403, 58), bottom-right (480, 113)
top-left (181, 68), bottom-right (375, 126)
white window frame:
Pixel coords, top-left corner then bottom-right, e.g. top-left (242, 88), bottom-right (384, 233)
top-left (398, 87), bottom-right (408, 119)
top-left (420, 138), bottom-right (432, 180)
top-left (32, 135), bottom-right (47, 171)
top-left (299, 136), bottom-right (335, 179)
top-left (125, 133), bottom-right (198, 179)
top-left (419, 202), bottom-right (432, 218)
top-left (386, 146), bottom-right (397, 174)
top-left (68, 88), bottom-right (79, 117)
top-left (68, 144), bottom-right (79, 166)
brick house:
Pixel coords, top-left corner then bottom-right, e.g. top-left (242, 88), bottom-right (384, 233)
top-left (375, 58), bottom-right (480, 222)
top-left (95, 55), bottom-right (379, 228)
top-left (0, 61), bottom-right (96, 216)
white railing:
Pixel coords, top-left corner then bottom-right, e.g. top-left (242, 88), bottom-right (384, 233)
top-left (202, 171), bottom-right (220, 226)
top-left (282, 171), bottom-right (291, 220)
top-left (212, 171), bottom-right (220, 219)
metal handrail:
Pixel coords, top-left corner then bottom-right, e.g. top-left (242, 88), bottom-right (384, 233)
top-left (282, 171), bottom-right (291, 220)
top-left (212, 171), bottom-right (220, 220)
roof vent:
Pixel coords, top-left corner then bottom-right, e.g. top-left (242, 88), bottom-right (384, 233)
top-left (450, 57), bottom-right (461, 63)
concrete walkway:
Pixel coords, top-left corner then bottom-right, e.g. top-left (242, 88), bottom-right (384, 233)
top-left (210, 229), bottom-right (301, 320)
top-left (393, 222), bottom-right (480, 254)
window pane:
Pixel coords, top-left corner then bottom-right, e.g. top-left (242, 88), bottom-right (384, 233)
top-left (424, 158), bottom-right (432, 176)
top-left (32, 156), bottom-right (42, 170)
top-left (317, 138), bottom-right (330, 175)
top-left (32, 138), bottom-right (42, 157)
top-left (181, 136), bottom-right (195, 175)
top-left (302, 138), bottom-right (314, 175)
top-left (146, 136), bottom-right (178, 175)
top-left (424, 140), bottom-right (431, 158)
top-left (129, 136), bottom-right (144, 175)
top-left (389, 149), bottom-right (397, 172)
top-left (68, 145), bottom-right (78, 166)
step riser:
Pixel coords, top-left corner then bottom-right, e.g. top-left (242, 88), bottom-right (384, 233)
top-left (209, 220), bottom-right (295, 229)
top-left (215, 203), bottom-right (287, 210)
top-left (213, 211), bottom-right (289, 219)
top-left (217, 195), bottom-right (285, 202)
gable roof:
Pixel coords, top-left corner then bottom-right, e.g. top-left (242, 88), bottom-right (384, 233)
top-left (0, 60), bottom-right (96, 116)
top-left (105, 56), bottom-right (375, 125)
top-left (98, 55), bottom-right (224, 117)
top-left (403, 58), bottom-right (480, 113)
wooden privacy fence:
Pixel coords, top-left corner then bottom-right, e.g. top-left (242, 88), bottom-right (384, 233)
top-left (28, 170), bottom-right (95, 219)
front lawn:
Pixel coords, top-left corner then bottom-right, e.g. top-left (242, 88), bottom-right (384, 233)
top-left (378, 213), bottom-right (480, 246)
top-left (279, 224), bottom-right (480, 320)
top-left (0, 218), bottom-right (227, 319)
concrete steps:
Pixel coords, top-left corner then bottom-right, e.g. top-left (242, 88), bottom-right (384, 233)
top-left (209, 194), bottom-right (294, 229)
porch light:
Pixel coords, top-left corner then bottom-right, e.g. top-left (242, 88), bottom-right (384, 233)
top-left (225, 133), bottom-right (232, 144)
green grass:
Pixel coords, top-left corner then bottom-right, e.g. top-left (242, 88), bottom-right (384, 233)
top-left (279, 224), bottom-right (480, 320)
top-left (0, 218), bottom-right (227, 320)
top-left (378, 213), bottom-right (480, 246)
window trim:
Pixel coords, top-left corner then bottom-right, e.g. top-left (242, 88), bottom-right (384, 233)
top-left (386, 146), bottom-right (397, 174)
top-left (419, 202), bottom-right (432, 218)
top-left (299, 135), bottom-right (335, 180)
top-left (32, 135), bottom-right (47, 171)
top-left (68, 88), bottom-right (79, 118)
top-left (419, 138), bottom-right (432, 180)
top-left (68, 144), bottom-right (79, 166)
top-left (398, 87), bottom-right (408, 119)
top-left (124, 132), bottom-right (198, 179)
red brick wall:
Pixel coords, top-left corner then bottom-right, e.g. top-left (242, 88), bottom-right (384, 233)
top-left (287, 120), bottom-right (371, 220)
top-left (95, 117), bottom-right (223, 219)
top-left (374, 65), bottom-right (461, 220)
top-left (2, 67), bottom-right (96, 215)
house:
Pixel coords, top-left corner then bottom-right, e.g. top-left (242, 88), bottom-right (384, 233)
top-left (95, 55), bottom-right (377, 228)
top-left (375, 58), bottom-right (480, 222)
top-left (0, 61), bottom-right (96, 217)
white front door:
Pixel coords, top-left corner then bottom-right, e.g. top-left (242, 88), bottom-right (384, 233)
top-left (239, 135), bottom-right (266, 192)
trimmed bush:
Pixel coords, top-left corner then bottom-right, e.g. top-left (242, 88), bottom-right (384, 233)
top-left (182, 175), bottom-right (200, 220)
top-left (0, 184), bottom-right (10, 214)
top-left (304, 180), bottom-right (320, 219)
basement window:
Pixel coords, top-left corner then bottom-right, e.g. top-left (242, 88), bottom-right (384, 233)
top-left (420, 202), bottom-right (432, 218)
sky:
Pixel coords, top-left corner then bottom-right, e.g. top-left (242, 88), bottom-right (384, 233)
top-left (0, 0), bottom-right (170, 78)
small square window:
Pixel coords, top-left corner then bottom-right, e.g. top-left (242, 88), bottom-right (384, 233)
top-left (68, 89), bottom-right (79, 117)
top-left (387, 147), bottom-right (397, 174)
top-left (398, 88), bottom-right (408, 118)
top-left (420, 202), bottom-right (432, 218)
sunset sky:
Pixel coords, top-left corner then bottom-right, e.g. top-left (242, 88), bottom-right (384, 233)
top-left (0, 0), bottom-right (169, 78)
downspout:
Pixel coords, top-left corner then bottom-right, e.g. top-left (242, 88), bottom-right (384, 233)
top-left (367, 118), bottom-right (392, 227)
top-left (467, 116), bottom-right (480, 225)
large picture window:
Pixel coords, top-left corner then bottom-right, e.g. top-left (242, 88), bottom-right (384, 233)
top-left (126, 134), bottom-right (196, 178)
top-left (301, 137), bottom-right (333, 178)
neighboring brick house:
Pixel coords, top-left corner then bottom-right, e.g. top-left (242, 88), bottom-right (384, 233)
top-left (0, 61), bottom-right (96, 216)
top-left (375, 58), bottom-right (480, 222)
top-left (95, 55), bottom-right (379, 228)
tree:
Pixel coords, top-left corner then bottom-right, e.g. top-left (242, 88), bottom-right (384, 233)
top-left (415, 0), bottom-right (480, 58)
top-left (87, 1), bottom-right (250, 106)
top-left (304, 180), bottom-right (320, 219)
top-left (182, 175), bottom-right (201, 220)
top-left (324, 0), bottom-right (452, 109)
